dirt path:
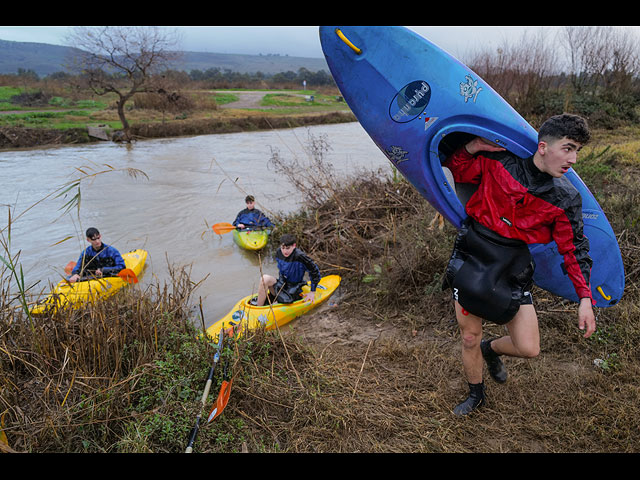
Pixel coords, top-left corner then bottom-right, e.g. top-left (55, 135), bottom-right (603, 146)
top-left (219, 91), bottom-right (269, 109)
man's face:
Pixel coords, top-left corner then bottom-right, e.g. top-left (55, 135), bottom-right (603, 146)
top-left (246, 201), bottom-right (255, 210)
top-left (88, 233), bottom-right (102, 250)
top-left (537, 136), bottom-right (582, 178)
top-left (280, 243), bottom-right (296, 257)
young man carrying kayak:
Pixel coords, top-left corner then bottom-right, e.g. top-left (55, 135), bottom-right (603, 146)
top-left (441, 114), bottom-right (596, 415)
top-left (254, 234), bottom-right (321, 306)
top-left (68, 227), bottom-right (126, 282)
top-left (232, 195), bottom-right (274, 230)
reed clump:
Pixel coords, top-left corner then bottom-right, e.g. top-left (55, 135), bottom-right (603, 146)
top-left (0, 264), bottom-right (210, 452)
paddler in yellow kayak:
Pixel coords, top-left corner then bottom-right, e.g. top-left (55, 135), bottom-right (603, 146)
top-left (252, 233), bottom-right (321, 306)
top-left (232, 195), bottom-right (274, 231)
top-left (68, 227), bottom-right (126, 282)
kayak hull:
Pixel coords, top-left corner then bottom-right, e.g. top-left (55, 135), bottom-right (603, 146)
top-left (319, 26), bottom-right (624, 307)
top-left (30, 249), bottom-right (148, 315)
top-left (206, 275), bottom-right (341, 340)
top-left (232, 229), bottom-right (269, 250)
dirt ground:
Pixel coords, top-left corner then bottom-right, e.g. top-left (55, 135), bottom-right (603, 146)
top-left (219, 91), bottom-right (272, 109)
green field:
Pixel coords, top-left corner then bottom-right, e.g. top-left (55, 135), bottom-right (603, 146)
top-left (0, 86), bottom-right (347, 131)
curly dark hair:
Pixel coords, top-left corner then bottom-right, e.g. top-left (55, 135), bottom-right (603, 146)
top-left (538, 114), bottom-right (591, 145)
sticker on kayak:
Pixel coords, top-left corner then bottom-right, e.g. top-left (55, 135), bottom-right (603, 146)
top-left (389, 80), bottom-right (431, 123)
top-left (459, 74), bottom-right (483, 103)
top-left (386, 145), bottom-right (409, 165)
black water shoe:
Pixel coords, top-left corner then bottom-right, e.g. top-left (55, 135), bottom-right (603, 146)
top-left (481, 339), bottom-right (507, 383)
top-left (453, 382), bottom-right (485, 416)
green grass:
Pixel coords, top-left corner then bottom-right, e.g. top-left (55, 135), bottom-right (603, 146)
top-left (0, 85), bottom-right (348, 133)
top-left (261, 93), bottom-right (343, 108)
top-left (0, 110), bottom-right (93, 128)
top-left (0, 86), bottom-right (23, 101)
top-left (212, 92), bottom-right (239, 105)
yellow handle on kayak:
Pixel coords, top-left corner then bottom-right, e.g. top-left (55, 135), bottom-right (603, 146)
top-left (596, 286), bottom-right (611, 301)
top-left (336, 28), bottom-right (362, 55)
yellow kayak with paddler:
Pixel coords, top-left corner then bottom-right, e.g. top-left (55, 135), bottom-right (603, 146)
top-left (232, 228), bottom-right (269, 251)
top-left (30, 249), bottom-right (148, 315)
top-left (206, 275), bottom-right (341, 340)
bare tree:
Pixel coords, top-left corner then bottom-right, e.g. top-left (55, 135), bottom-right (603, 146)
top-left (66, 26), bottom-right (182, 142)
top-left (561, 26), bottom-right (640, 97)
top-left (466, 28), bottom-right (557, 114)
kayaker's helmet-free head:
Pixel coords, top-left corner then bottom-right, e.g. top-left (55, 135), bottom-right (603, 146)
top-left (86, 227), bottom-right (103, 250)
top-left (279, 234), bottom-right (297, 258)
top-left (280, 234), bottom-right (296, 247)
top-left (86, 227), bottom-right (100, 240)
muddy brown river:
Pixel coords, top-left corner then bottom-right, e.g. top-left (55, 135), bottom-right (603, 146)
top-left (1, 122), bottom-right (390, 327)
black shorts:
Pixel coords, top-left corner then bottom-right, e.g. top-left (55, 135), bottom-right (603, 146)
top-left (442, 218), bottom-right (534, 325)
top-left (267, 279), bottom-right (306, 304)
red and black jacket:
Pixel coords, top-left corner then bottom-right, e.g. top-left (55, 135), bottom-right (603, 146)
top-left (444, 147), bottom-right (593, 301)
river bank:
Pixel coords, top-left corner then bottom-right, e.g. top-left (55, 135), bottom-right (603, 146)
top-left (0, 110), bottom-right (356, 150)
top-left (3, 149), bottom-right (639, 452)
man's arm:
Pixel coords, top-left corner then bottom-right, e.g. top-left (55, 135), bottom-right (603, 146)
top-left (443, 137), bottom-right (505, 184)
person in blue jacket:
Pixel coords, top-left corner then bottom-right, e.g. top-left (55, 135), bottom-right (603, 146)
top-left (254, 233), bottom-right (321, 306)
top-left (68, 227), bottom-right (126, 283)
top-left (232, 195), bottom-right (274, 230)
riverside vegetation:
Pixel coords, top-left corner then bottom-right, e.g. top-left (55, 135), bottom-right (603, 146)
top-left (1, 126), bottom-right (640, 453)
top-left (0, 78), bottom-right (354, 150)
top-left (3, 41), bottom-right (640, 451)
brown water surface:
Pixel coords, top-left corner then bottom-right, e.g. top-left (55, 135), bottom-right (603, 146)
top-left (1, 123), bottom-right (389, 326)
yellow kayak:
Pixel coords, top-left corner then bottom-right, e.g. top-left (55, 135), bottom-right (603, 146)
top-left (30, 249), bottom-right (148, 315)
top-left (232, 228), bottom-right (269, 251)
top-left (206, 275), bottom-right (341, 340)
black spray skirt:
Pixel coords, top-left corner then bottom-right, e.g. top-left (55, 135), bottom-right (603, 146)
top-left (443, 218), bottom-right (534, 325)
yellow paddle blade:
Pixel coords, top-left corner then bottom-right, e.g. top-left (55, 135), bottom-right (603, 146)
top-left (212, 222), bottom-right (236, 235)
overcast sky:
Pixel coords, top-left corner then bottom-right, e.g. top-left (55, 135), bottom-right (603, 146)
top-left (0, 25), bottom-right (569, 60)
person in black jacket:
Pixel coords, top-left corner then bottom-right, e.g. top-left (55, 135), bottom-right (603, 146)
top-left (254, 234), bottom-right (321, 306)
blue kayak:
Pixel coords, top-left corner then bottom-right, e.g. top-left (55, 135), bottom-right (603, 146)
top-left (320, 26), bottom-right (624, 307)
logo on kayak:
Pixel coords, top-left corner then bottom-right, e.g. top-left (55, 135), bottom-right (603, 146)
top-left (389, 80), bottom-right (431, 123)
top-left (460, 74), bottom-right (483, 103)
top-left (423, 116), bottom-right (438, 131)
top-left (386, 145), bottom-right (409, 164)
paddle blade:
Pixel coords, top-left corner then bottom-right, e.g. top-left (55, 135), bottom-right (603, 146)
top-left (0, 412), bottom-right (9, 450)
top-left (207, 379), bottom-right (233, 423)
top-left (118, 268), bottom-right (138, 284)
top-left (64, 261), bottom-right (76, 275)
top-left (212, 222), bottom-right (236, 235)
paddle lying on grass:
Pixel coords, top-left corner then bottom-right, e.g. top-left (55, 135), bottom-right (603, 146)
top-left (207, 352), bottom-right (234, 423)
top-left (185, 328), bottom-right (225, 453)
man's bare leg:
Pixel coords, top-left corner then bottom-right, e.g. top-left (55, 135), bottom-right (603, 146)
top-left (454, 301), bottom-right (486, 415)
top-left (256, 274), bottom-right (276, 306)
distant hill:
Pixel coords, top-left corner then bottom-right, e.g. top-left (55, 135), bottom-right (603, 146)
top-left (0, 39), bottom-right (329, 77)
top-left (177, 51), bottom-right (329, 75)
top-left (0, 39), bottom-right (83, 76)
